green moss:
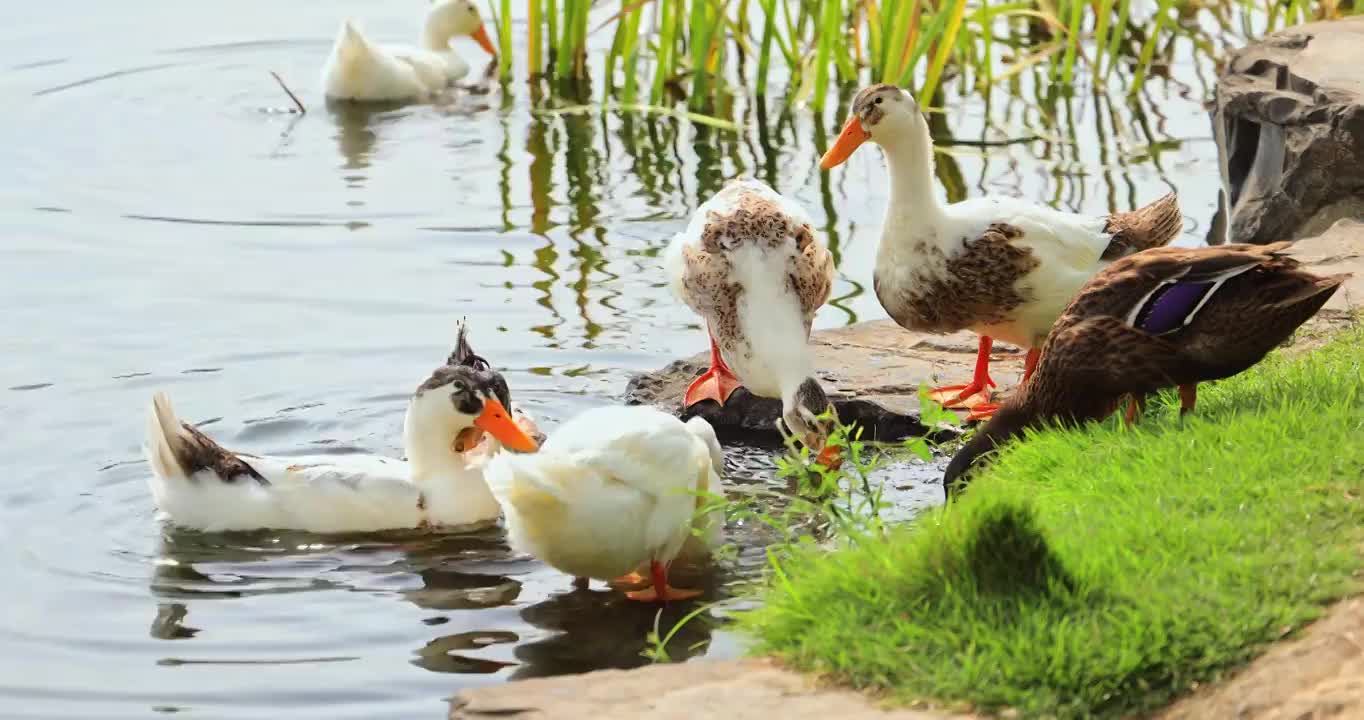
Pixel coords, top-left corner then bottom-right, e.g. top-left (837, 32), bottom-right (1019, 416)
top-left (740, 326), bottom-right (1364, 718)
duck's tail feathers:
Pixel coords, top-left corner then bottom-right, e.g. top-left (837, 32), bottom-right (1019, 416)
top-left (145, 392), bottom-right (267, 485)
top-left (1102, 192), bottom-right (1183, 259)
top-left (147, 392), bottom-right (188, 481)
top-left (333, 20), bottom-right (371, 62)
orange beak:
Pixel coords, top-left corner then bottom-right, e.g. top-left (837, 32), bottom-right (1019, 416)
top-left (814, 444), bottom-right (843, 471)
top-left (471, 25), bottom-right (498, 57)
top-left (474, 398), bottom-right (539, 452)
top-left (819, 116), bottom-right (870, 170)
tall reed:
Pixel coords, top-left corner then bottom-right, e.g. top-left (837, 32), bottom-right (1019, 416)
top-left (512, 0), bottom-right (1351, 118)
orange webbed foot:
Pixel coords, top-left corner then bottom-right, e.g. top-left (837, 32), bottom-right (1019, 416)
top-left (927, 382), bottom-right (994, 410)
top-left (624, 585), bottom-right (704, 603)
top-left (964, 402), bottom-right (1002, 423)
top-left (683, 367), bottom-right (743, 408)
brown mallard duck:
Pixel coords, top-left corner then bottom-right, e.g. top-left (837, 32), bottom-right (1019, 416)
top-left (942, 242), bottom-right (1349, 496)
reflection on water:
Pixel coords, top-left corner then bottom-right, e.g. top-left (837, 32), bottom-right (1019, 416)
top-left (0, 0), bottom-right (1224, 716)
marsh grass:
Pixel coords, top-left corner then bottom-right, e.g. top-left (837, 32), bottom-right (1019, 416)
top-left (737, 326), bottom-right (1364, 718)
top-left (502, 0), bottom-right (1360, 114)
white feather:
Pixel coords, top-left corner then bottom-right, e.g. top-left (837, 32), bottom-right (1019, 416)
top-left (483, 406), bottom-right (725, 581)
top-left (666, 178), bottom-right (832, 403)
top-left (322, 1), bottom-right (486, 103)
top-left (143, 391), bottom-right (526, 533)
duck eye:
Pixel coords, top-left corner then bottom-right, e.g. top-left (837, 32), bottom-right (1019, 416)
top-left (874, 96), bottom-right (883, 105)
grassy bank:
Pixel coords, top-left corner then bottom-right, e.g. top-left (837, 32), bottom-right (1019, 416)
top-left (739, 325), bottom-right (1364, 718)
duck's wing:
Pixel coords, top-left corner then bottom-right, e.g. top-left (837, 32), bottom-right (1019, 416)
top-left (1036, 316), bottom-right (1180, 396)
top-left (1060, 242), bottom-right (1296, 332)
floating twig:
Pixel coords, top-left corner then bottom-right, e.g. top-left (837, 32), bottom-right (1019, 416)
top-left (270, 71), bottom-right (306, 115)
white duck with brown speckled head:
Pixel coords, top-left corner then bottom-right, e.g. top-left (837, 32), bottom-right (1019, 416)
top-left (821, 84), bottom-right (1182, 421)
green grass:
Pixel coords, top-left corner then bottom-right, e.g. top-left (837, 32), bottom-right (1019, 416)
top-left (739, 326), bottom-right (1364, 719)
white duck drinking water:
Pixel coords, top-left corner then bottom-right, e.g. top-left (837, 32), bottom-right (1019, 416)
top-left (665, 177), bottom-right (841, 465)
top-left (144, 325), bottom-right (539, 533)
top-left (322, 0), bottom-right (498, 103)
top-left (483, 406), bottom-right (726, 604)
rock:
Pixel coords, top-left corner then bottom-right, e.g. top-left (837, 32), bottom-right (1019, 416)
top-left (1288, 217), bottom-right (1364, 316)
top-left (1156, 596), bottom-right (1364, 720)
top-left (449, 657), bottom-right (972, 720)
top-left (623, 322), bottom-right (1029, 443)
top-left (1213, 17), bottom-right (1364, 245)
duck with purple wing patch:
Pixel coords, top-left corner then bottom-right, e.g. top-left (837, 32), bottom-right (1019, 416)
top-left (942, 242), bottom-right (1349, 496)
top-left (664, 177), bottom-right (842, 467)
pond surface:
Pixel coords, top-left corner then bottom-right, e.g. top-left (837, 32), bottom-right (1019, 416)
top-left (1, 1), bottom-right (1219, 717)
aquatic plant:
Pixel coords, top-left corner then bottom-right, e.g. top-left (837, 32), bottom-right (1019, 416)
top-left (497, 0), bottom-right (1361, 110)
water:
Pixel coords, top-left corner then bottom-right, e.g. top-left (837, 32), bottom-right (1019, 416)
top-left (1, 1), bottom-right (1222, 717)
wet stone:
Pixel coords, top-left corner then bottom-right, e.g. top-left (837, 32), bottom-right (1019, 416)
top-left (623, 322), bottom-right (1028, 443)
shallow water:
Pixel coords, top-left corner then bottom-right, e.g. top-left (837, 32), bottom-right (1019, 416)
top-left (2, 1), bottom-right (1220, 717)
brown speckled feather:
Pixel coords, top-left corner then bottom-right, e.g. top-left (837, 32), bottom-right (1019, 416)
top-left (678, 186), bottom-right (833, 340)
top-left (945, 242), bottom-right (1348, 494)
top-left (1101, 192), bottom-right (1182, 259)
top-left (875, 222), bottom-right (1040, 333)
top-left (174, 423), bottom-right (269, 485)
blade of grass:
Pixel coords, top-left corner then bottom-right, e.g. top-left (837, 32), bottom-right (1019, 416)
top-left (813, 0), bottom-right (836, 110)
top-left (621, 2), bottom-right (645, 102)
top-left (528, 0), bottom-right (542, 78)
top-left (755, 0), bottom-right (778, 95)
top-left (918, 0), bottom-right (966, 103)
top-left (546, 0), bottom-right (559, 75)
top-left (1102, 0), bottom-right (1131, 82)
top-left (1129, 0), bottom-right (1174, 95)
top-left (1059, 0), bottom-right (1083, 85)
top-left (650, 0), bottom-right (681, 104)
top-left (1091, 0), bottom-right (1114, 79)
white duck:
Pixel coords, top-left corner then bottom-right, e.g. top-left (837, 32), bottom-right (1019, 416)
top-left (664, 177), bottom-right (840, 465)
top-left (820, 84), bottom-right (1182, 421)
top-left (483, 406), bottom-right (726, 604)
top-left (322, 0), bottom-right (498, 103)
top-left (144, 325), bottom-right (540, 533)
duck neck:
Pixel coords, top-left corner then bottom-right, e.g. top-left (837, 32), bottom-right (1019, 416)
top-left (420, 19), bottom-right (453, 52)
top-left (402, 405), bottom-right (499, 523)
top-left (878, 115), bottom-right (944, 231)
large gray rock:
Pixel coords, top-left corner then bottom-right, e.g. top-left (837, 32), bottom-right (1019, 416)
top-left (624, 322), bottom-right (1027, 442)
top-left (1214, 17), bottom-right (1364, 245)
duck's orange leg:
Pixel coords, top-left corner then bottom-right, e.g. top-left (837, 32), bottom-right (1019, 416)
top-left (683, 332), bottom-right (743, 408)
top-left (1021, 348), bottom-right (1041, 383)
top-left (1124, 394), bottom-right (1146, 426)
top-left (624, 560), bottom-right (703, 604)
top-left (1178, 384), bottom-right (1197, 416)
top-left (929, 336), bottom-right (996, 410)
